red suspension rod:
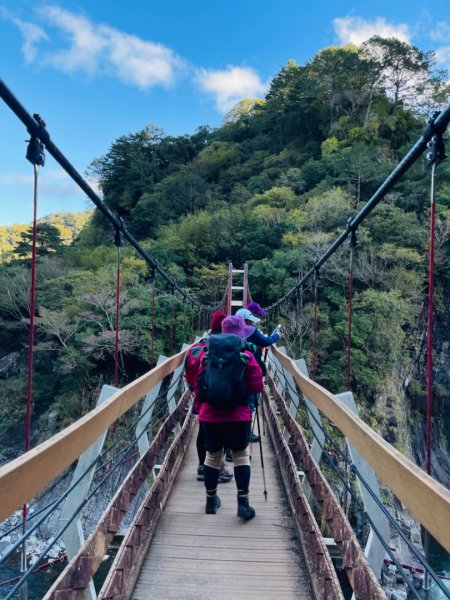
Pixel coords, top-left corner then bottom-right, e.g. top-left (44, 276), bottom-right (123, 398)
top-left (114, 247), bottom-right (121, 388)
top-left (426, 164), bottom-right (436, 475)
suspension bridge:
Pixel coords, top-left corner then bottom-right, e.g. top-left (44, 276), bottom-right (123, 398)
top-left (1, 79), bottom-right (450, 599)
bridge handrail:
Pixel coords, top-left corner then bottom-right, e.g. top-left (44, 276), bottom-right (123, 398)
top-left (0, 347), bottom-right (189, 522)
top-left (272, 345), bottom-right (450, 554)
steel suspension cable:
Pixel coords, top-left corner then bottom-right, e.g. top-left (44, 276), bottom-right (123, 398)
top-left (311, 272), bottom-right (319, 379)
top-left (264, 106), bottom-right (450, 312)
top-left (114, 250), bottom-right (121, 387)
top-left (267, 357), bottom-right (450, 597)
top-left (21, 133), bottom-right (45, 591)
top-left (423, 132), bottom-right (446, 596)
top-left (426, 160), bottom-right (438, 477)
top-left (113, 226), bottom-right (124, 388)
top-left (25, 163), bottom-right (38, 459)
top-left (0, 79), bottom-right (223, 312)
top-left (345, 230), bottom-right (357, 391)
top-left (149, 268), bottom-right (156, 367)
top-left (170, 287), bottom-right (175, 354)
top-left (181, 297), bottom-right (187, 342)
top-left (0, 368), bottom-right (187, 571)
top-left (226, 264), bottom-right (232, 315)
top-left (0, 555), bottom-right (67, 589)
top-left (3, 379), bottom-right (191, 599)
top-left (243, 263), bottom-right (249, 307)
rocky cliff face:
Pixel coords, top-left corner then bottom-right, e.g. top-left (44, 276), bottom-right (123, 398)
top-left (409, 281), bottom-right (450, 488)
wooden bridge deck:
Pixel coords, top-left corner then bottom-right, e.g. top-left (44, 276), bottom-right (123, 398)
top-left (131, 422), bottom-right (313, 599)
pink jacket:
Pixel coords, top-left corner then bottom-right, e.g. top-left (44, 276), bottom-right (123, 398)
top-left (196, 349), bottom-right (263, 423)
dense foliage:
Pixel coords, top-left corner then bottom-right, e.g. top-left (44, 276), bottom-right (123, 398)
top-left (1, 37), bottom-right (449, 459)
top-left (0, 211), bottom-right (93, 261)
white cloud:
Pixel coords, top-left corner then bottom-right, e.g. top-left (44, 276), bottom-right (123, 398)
top-left (36, 5), bottom-right (107, 76)
top-left (0, 172), bottom-right (34, 187)
top-left (430, 21), bottom-right (450, 43)
top-left (3, 5), bottom-right (267, 111)
top-left (6, 4), bottom-right (181, 89)
top-left (197, 66), bottom-right (267, 113)
top-left (13, 19), bottom-right (48, 64)
top-left (333, 16), bottom-right (411, 46)
top-left (435, 46), bottom-right (450, 68)
top-left (100, 26), bottom-right (178, 88)
top-left (1, 168), bottom-right (89, 197)
top-left (0, 7), bottom-right (48, 63)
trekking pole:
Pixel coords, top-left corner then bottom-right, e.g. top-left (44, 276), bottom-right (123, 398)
top-left (260, 392), bottom-right (266, 436)
top-left (255, 403), bottom-right (268, 500)
top-left (251, 399), bottom-right (258, 437)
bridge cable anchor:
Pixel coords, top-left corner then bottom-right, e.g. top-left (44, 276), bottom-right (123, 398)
top-left (114, 217), bottom-right (125, 248)
top-left (25, 113), bottom-right (46, 166)
top-left (426, 112), bottom-right (446, 168)
top-left (346, 218), bottom-right (357, 249)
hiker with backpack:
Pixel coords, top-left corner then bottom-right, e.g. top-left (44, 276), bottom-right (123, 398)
top-left (195, 315), bottom-right (264, 520)
top-left (235, 307), bottom-right (281, 442)
top-left (185, 311), bottom-right (233, 484)
top-left (235, 307), bottom-right (281, 349)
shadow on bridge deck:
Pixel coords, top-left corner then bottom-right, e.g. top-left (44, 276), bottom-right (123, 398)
top-left (131, 423), bottom-right (313, 600)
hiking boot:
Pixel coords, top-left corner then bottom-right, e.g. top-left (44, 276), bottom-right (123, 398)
top-left (249, 432), bottom-right (260, 443)
top-left (197, 465), bottom-right (205, 481)
top-left (225, 449), bottom-right (233, 462)
top-left (237, 496), bottom-right (255, 520)
top-left (218, 465), bottom-right (233, 483)
top-left (205, 495), bottom-right (221, 514)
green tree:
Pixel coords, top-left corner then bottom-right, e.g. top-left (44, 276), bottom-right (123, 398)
top-left (326, 143), bottom-right (392, 205)
top-left (223, 98), bottom-right (266, 124)
top-left (14, 223), bottom-right (63, 259)
top-left (362, 36), bottom-right (446, 114)
top-left (130, 168), bottom-right (211, 237)
top-left (306, 45), bottom-right (379, 129)
top-left (261, 59), bottom-right (325, 148)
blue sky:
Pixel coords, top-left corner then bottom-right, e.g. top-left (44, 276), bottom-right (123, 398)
top-left (1, 0), bottom-right (449, 226)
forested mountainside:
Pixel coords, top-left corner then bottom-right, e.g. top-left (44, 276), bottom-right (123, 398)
top-left (0, 210), bottom-right (93, 261)
top-left (1, 37), bottom-right (449, 476)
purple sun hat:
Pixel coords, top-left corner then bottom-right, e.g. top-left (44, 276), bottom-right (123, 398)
top-left (246, 301), bottom-right (268, 317)
top-left (221, 315), bottom-right (254, 338)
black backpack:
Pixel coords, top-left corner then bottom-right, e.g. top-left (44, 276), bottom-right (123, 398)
top-left (198, 334), bottom-right (250, 410)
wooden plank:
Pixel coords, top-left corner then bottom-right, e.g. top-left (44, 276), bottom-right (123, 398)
top-left (135, 580), bottom-right (305, 593)
top-left (272, 345), bottom-right (450, 554)
top-left (44, 395), bottom-right (193, 599)
top-left (133, 588), bottom-right (310, 600)
top-left (154, 522), bottom-right (288, 538)
top-left (143, 546), bottom-right (299, 561)
top-left (139, 562), bottom-right (302, 577)
top-left (131, 425), bottom-right (313, 600)
top-left (149, 536), bottom-right (292, 550)
top-left (0, 348), bottom-right (189, 520)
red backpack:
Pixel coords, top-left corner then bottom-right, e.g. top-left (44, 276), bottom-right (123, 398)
top-left (184, 340), bottom-right (206, 388)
